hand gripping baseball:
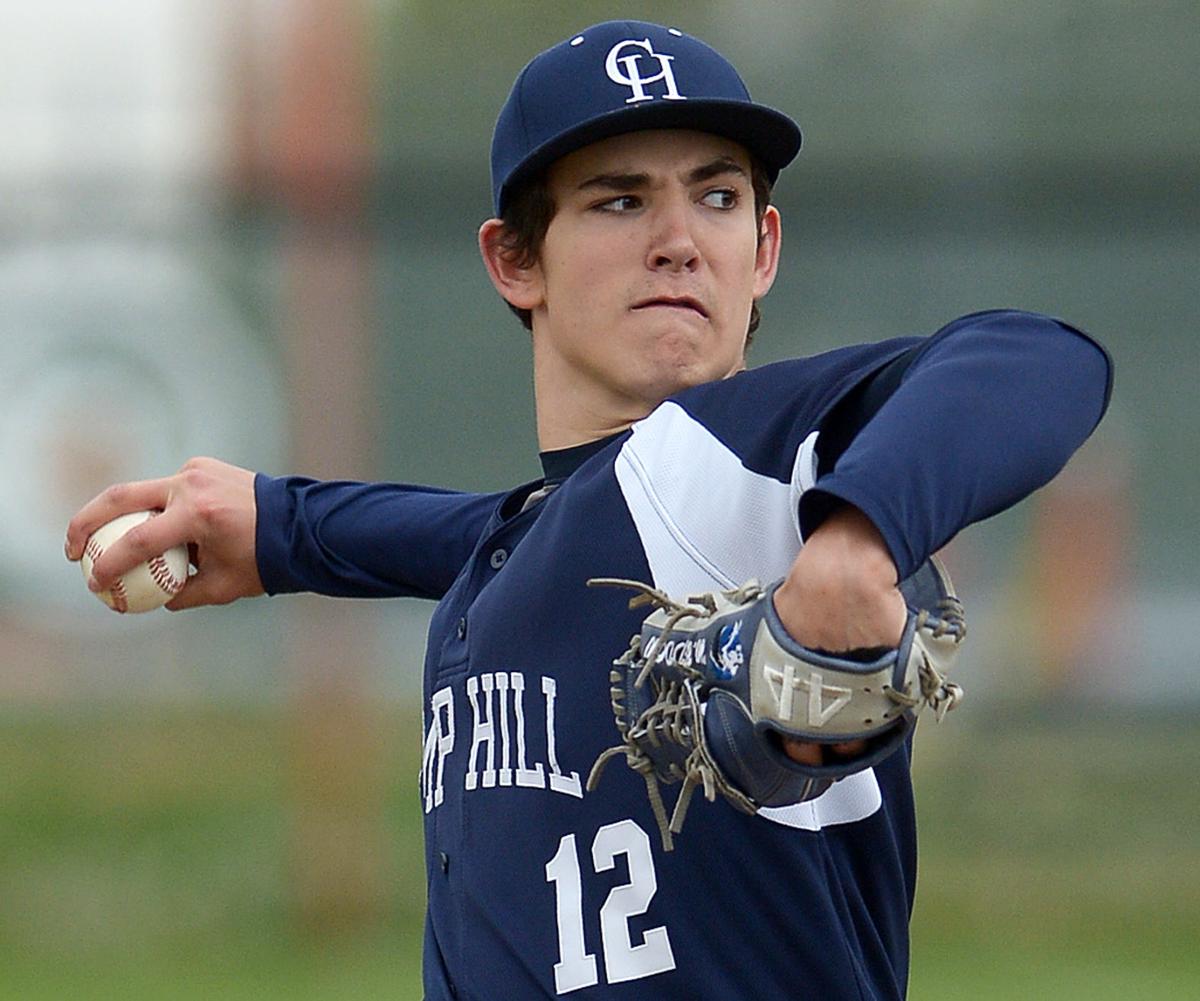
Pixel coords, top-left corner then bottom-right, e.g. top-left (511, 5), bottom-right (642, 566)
top-left (65, 457), bottom-right (263, 611)
top-left (586, 557), bottom-right (965, 851)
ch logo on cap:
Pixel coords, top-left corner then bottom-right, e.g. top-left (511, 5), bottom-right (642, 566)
top-left (605, 38), bottom-right (686, 104)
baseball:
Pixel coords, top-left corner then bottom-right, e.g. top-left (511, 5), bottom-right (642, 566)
top-left (79, 510), bottom-right (189, 613)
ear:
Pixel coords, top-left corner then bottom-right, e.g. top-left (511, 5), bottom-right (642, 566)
top-left (752, 205), bottom-right (782, 300)
top-left (478, 218), bottom-right (545, 312)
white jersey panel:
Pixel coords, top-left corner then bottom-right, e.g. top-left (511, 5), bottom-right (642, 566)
top-left (757, 771), bottom-right (883, 831)
top-left (614, 401), bottom-right (802, 594)
top-left (789, 430), bottom-right (820, 543)
top-left (614, 401), bottom-right (881, 832)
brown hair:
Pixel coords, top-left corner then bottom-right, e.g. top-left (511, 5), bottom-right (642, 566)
top-left (494, 157), bottom-right (774, 343)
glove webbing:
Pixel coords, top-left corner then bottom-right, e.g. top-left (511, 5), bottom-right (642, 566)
top-left (587, 669), bottom-right (690, 852)
top-left (588, 670), bottom-right (753, 852)
top-left (586, 579), bottom-right (763, 851)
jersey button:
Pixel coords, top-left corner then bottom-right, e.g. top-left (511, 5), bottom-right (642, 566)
top-left (439, 851), bottom-right (450, 873)
top-left (456, 617), bottom-right (467, 640)
top-left (489, 548), bottom-right (508, 569)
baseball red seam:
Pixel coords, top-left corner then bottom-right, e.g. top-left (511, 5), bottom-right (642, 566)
top-left (84, 537), bottom-right (104, 565)
top-left (86, 534), bottom-right (182, 610)
top-left (110, 577), bottom-right (129, 613)
top-left (85, 537), bottom-right (128, 613)
top-left (148, 554), bottom-right (186, 595)
top-left (144, 510), bottom-right (185, 597)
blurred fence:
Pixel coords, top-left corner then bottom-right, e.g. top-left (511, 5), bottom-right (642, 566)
top-left (2, 0), bottom-right (1196, 706)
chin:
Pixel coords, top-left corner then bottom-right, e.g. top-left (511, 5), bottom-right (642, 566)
top-left (618, 321), bottom-right (744, 401)
top-left (632, 356), bottom-right (732, 408)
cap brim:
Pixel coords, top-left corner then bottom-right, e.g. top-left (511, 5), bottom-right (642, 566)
top-left (498, 99), bottom-right (801, 214)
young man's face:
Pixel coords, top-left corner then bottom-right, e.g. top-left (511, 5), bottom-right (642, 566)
top-left (522, 129), bottom-right (781, 424)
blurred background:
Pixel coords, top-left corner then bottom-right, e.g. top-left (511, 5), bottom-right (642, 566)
top-left (1, 1), bottom-right (1196, 998)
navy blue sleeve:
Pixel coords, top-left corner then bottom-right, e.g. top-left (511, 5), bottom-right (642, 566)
top-left (798, 309), bottom-right (1113, 579)
top-left (254, 475), bottom-right (502, 600)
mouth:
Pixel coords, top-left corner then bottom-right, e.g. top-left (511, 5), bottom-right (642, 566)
top-left (631, 296), bottom-right (709, 319)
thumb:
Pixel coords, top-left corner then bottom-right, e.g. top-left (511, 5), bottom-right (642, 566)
top-left (164, 571), bottom-right (243, 611)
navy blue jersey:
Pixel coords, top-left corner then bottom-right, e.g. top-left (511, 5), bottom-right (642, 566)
top-left (255, 310), bottom-right (1111, 1000)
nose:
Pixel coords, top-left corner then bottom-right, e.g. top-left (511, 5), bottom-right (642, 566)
top-left (646, 195), bottom-right (700, 273)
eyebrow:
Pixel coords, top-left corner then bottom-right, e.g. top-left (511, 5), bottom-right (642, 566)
top-left (576, 156), bottom-right (749, 193)
top-left (687, 156), bottom-right (749, 185)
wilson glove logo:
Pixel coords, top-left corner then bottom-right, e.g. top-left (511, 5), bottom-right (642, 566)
top-left (713, 620), bottom-right (744, 679)
top-left (654, 637), bottom-right (708, 669)
top-left (604, 38), bottom-right (686, 104)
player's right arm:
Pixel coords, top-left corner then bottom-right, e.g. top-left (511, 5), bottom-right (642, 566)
top-left (252, 473), bottom-right (502, 600)
top-left (66, 456), bottom-right (501, 610)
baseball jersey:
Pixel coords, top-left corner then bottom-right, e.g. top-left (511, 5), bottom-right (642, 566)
top-left (255, 310), bottom-right (1111, 1000)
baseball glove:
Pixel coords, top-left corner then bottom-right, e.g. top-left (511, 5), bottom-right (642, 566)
top-left (586, 557), bottom-right (965, 851)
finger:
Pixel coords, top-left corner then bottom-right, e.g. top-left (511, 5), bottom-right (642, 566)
top-left (85, 506), bottom-right (195, 590)
top-left (830, 740), bottom-right (868, 758)
top-left (782, 738), bottom-right (869, 767)
top-left (65, 477), bottom-right (177, 561)
top-left (782, 740), bottom-right (823, 767)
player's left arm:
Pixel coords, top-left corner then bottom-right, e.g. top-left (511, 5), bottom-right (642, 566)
top-left (772, 310), bottom-right (1111, 761)
top-left (795, 308), bottom-right (1113, 581)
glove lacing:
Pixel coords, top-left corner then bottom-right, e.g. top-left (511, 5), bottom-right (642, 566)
top-left (885, 597), bottom-right (967, 721)
top-left (586, 579), bottom-right (760, 851)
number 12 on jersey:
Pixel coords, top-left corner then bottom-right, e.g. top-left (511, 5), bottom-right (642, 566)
top-left (545, 818), bottom-right (676, 994)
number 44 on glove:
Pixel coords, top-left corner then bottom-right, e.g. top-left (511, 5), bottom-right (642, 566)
top-left (586, 557), bottom-right (966, 851)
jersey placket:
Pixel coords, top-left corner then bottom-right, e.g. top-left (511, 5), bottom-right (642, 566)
top-left (423, 493), bottom-right (542, 997)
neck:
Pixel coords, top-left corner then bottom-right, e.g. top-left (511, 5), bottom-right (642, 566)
top-left (532, 345), bottom-right (653, 451)
top-left (536, 407), bottom-right (640, 451)
top-left (535, 410), bottom-right (640, 452)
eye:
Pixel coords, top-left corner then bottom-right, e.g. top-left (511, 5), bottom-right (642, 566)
top-left (700, 188), bottom-right (738, 210)
top-left (595, 194), bottom-right (642, 213)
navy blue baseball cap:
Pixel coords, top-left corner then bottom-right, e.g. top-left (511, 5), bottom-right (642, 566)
top-left (490, 21), bottom-right (802, 215)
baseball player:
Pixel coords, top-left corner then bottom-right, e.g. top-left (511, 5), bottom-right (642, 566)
top-left (67, 21), bottom-right (1112, 1000)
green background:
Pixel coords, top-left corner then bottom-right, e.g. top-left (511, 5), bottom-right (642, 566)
top-left (3, 707), bottom-right (1197, 999)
